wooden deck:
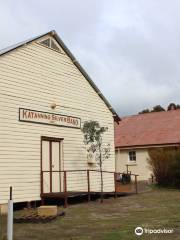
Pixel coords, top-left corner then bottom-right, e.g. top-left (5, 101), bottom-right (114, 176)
top-left (41, 170), bottom-right (138, 207)
top-left (41, 191), bottom-right (130, 199)
top-left (41, 190), bottom-right (132, 207)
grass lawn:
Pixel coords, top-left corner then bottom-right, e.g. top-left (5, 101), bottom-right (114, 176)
top-left (1, 188), bottom-right (180, 240)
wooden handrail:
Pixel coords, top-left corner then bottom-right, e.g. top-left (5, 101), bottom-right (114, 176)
top-left (40, 169), bottom-right (139, 209)
top-left (42, 170), bottom-right (87, 173)
top-left (41, 169), bottom-right (139, 177)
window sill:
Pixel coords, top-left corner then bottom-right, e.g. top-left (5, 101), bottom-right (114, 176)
top-left (127, 162), bottom-right (137, 166)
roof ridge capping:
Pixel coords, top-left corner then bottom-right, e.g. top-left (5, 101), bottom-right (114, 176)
top-left (0, 30), bottom-right (120, 122)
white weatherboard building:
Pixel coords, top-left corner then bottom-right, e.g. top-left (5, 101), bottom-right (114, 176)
top-left (0, 30), bottom-right (120, 207)
top-left (115, 110), bottom-right (180, 181)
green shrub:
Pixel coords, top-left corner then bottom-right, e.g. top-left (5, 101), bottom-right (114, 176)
top-left (148, 148), bottom-right (180, 188)
top-left (171, 150), bottom-right (180, 187)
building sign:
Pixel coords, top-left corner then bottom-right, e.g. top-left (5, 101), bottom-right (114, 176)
top-left (19, 108), bottom-right (81, 129)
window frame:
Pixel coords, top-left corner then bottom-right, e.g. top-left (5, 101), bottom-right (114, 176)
top-left (128, 150), bottom-right (136, 162)
top-left (39, 37), bottom-right (61, 53)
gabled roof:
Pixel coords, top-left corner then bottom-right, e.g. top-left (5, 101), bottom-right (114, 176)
top-left (115, 110), bottom-right (180, 148)
top-left (0, 30), bottom-right (120, 121)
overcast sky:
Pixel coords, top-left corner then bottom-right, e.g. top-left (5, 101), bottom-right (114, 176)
top-left (1, 0), bottom-right (180, 116)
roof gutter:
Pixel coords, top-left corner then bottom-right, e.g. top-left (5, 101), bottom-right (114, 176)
top-left (115, 142), bottom-right (180, 150)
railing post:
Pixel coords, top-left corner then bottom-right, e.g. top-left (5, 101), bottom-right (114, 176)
top-left (135, 175), bottom-right (138, 194)
top-left (114, 172), bottom-right (117, 198)
top-left (126, 164), bottom-right (129, 174)
top-left (151, 175), bottom-right (154, 183)
top-left (40, 171), bottom-right (44, 205)
top-left (64, 171), bottom-right (68, 208)
top-left (87, 170), bottom-right (90, 202)
top-left (41, 171), bottom-right (43, 194)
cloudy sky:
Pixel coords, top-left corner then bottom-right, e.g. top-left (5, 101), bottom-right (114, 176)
top-left (1, 0), bottom-right (180, 116)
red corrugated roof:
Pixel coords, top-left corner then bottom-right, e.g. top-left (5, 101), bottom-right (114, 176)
top-left (115, 110), bottom-right (180, 148)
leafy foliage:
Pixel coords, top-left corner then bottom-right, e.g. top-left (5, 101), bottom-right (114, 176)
top-left (139, 105), bottom-right (165, 114)
top-left (151, 105), bottom-right (165, 112)
top-left (167, 103), bottom-right (180, 110)
top-left (82, 121), bottom-right (110, 166)
top-left (138, 109), bottom-right (150, 114)
top-left (148, 148), bottom-right (180, 188)
top-left (167, 103), bottom-right (177, 111)
top-left (82, 121), bottom-right (110, 202)
top-left (82, 121), bottom-right (107, 145)
top-left (139, 103), bottom-right (180, 114)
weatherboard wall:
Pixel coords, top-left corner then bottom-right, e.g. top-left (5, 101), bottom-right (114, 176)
top-left (0, 36), bottom-right (115, 204)
top-left (115, 148), bottom-right (152, 180)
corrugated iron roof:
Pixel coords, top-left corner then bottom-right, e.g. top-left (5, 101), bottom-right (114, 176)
top-left (115, 110), bottom-right (180, 148)
top-left (0, 30), bottom-right (120, 121)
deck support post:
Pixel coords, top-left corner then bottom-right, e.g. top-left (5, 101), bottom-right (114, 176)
top-left (64, 171), bottom-right (68, 208)
top-left (100, 170), bottom-right (104, 203)
top-left (135, 175), bottom-right (138, 194)
top-left (87, 170), bottom-right (91, 202)
top-left (41, 198), bottom-right (45, 206)
top-left (114, 172), bottom-right (117, 198)
top-left (27, 201), bottom-right (31, 209)
top-left (40, 170), bottom-right (44, 203)
top-left (151, 175), bottom-right (154, 183)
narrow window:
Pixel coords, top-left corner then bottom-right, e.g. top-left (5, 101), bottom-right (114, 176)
top-left (51, 39), bottom-right (60, 51)
top-left (39, 38), bottom-right (61, 52)
top-left (40, 38), bottom-right (50, 47)
top-left (128, 150), bottom-right (136, 162)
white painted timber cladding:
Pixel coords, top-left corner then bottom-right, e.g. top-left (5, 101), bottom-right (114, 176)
top-left (0, 37), bottom-right (115, 204)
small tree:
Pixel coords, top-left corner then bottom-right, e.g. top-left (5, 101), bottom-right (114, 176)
top-left (139, 109), bottom-right (150, 114)
top-left (176, 104), bottom-right (180, 109)
top-left (82, 121), bottom-right (110, 202)
top-left (148, 148), bottom-right (180, 187)
top-left (167, 103), bottom-right (177, 111)
top-left (151, 105), bottom-right (165, 112)
top-left (148, 148), bottom-right (172, 186)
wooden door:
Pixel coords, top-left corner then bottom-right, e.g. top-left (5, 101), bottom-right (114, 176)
top-left (42, 140), bottom-right (50, 193)
top-left (41, 137), bottom-right (62, 193)
top-left (52, 141), bottom-right (61, 192)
